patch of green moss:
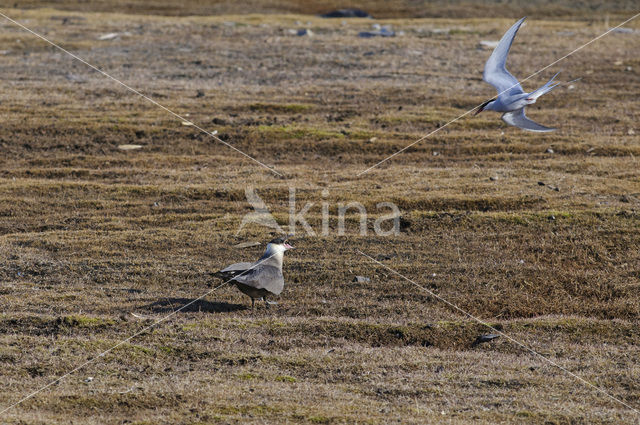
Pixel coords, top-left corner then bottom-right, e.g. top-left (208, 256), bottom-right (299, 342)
top-left (308, 416), bottom-right (332, 424)
top-left (61, 315), bottom-right (115, 328)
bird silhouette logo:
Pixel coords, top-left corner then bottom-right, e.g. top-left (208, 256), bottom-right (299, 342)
top-left (235, 187), bottom-right (283, 235)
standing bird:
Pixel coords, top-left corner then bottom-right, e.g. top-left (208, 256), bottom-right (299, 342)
top-left (476, 17), bottom-right (560, 132)
top-left (214, 236), bottom-right (293, 309)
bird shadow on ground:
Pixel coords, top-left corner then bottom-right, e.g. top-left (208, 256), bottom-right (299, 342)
top-left (143, 298), bottom-right (247, 313)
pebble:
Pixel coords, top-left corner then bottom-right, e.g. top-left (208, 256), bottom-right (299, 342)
top-left (118, 144), bottom-right (143, 151)
top-left (98, 32), bottom-right (119, 41)
top-left (297, 29), bottom-right (313, 37)
top-left (478, 40), bottom-right (500, 49)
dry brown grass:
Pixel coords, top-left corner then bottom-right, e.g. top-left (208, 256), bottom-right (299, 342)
top-left (0, 3), bottom-right (639, 424)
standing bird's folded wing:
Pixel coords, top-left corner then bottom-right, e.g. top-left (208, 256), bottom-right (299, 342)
top-left (233, 264), bottom-right (285, 296)
top-left (214, 261), bottom-right (254, 280)
top-left (502, 108), bottom-right (555, 132)
top-left (483, 17), bottom-right (526, 97)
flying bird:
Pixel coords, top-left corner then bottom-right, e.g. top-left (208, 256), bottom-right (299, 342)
top-left (476, 17), bottom-right (560, 132)
top-left (214, 236), bottom-right (293, 309)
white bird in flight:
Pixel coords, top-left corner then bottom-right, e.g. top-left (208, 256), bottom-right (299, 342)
top-left (476, 17), bottom-right (560, 132)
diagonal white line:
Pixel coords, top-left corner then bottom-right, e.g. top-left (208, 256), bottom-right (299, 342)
top-left (0, 252), bottom-right (277, 415)
top-left (0, 11), bottom-right (283, 177)
top-left (356, 12), bottom-right (640, 176)
top-left (358, 250), bottom-right (640, 415)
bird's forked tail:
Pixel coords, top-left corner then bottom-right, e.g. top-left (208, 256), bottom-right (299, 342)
top-left (527, 71), bottom-right (561, 101)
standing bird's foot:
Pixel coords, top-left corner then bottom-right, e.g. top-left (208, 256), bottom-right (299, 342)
top-left (263, 297), bottom-right (278, 308)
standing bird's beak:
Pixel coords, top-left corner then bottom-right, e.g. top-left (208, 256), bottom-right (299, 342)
top-left (283, 242), bottom-right (294, 250)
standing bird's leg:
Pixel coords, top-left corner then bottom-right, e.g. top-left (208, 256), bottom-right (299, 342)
top-left (263, 297), bottom-right (269, 309)
top-left (251, 298), bottom-right (255, 310)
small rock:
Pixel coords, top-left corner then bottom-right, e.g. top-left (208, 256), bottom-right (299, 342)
top-left (368, 137), bottom-right (377, 142)
top-left (611, 27), bottom-right (634, 34)
top-left (568, 84), bottom-right (575, 90)
top-left (478, 40), bottom-right (500, 49)
top-left (320, 8), bottom-right (371, 18)
top-left (296, 28), bottom-right (313, 37)
top-left (359, 27), bottom-right (395, 38)
top-left (84, 377), bottom-right (94, 383)
top-left (626, 66), bottom-right (633, 72)
top-left (473, 334), bottom-right (500, 346)
top-left (98, 32), bottom-right (119, 41)
top-left (548, 215), bottom-right (556, 220)
top-left (118, 144), bottom-right (143, 151)
top-left (537, 181), bottom-right (545, 186)
top-left (196, 90), bottom-right (205, 98)
top-left (65, 73), bottom-right (86, 83)
top-left (432, 151), bottom-right (439, 156)
top-left (376, 253), bottom-right (397, 261)
top-left (234, 241), bottom-right (261, 249)
top-left (628, 129), bottom-right (635, 135)
top-left (546, 148), bottom-right (554, 154)
top-left (620, 195), bottom-right (631, 203)
top-left (353, 276), bottom-right (371, 283)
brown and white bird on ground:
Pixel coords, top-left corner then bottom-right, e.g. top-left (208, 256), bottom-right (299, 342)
top-left (214, 236), bottom-right (293, 309)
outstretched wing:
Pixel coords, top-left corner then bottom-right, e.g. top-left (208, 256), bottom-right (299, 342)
top-left (483, 17), bottom-right (526, 97)
top-left (502, 108), bottom-right (555, 132)
top-left (233, 264), bottom-right (285, 295)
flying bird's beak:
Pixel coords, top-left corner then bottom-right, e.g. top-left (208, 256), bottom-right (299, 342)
top-left (475, 99), bottom-right (494, 116)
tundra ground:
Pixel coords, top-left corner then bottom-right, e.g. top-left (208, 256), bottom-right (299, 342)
top-left (0, 4), bottom-right (639, 424)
